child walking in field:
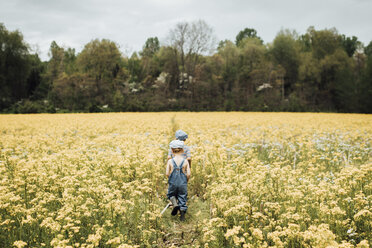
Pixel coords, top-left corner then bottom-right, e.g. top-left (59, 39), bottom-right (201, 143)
top-left (166, 140), bottom-right (191, 221)
top-left (168, 130), bottom-right (192, 168)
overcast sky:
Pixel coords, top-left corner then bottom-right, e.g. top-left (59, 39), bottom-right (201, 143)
top-left (1, 0), bottom-right (371, 61)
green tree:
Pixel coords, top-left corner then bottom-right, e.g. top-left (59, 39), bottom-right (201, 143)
top-left (218, 40), bottom-right (239, 95)
top-left (140, 37), bottom-right (160, 58)
top-left (298, 51), bottom-right (321, 107)
top-left (235, 28), bottom-right (263, 46)
top-left (46, 42), bottom-right (77, 78)
top-left (341, 35), bottom-right (361, 57)
top-left (331, 49), bottom-right (357, 111)
top-left (27, 54), bottom-right (45, 100)
top-left (192, 54), bottom-right (225, 110)
top-left (47, 41), bottom-right (65, 80)
top-left (307, 27), bottom-right (342, 59)
top-left (0, 23), bottom-right (31, 110)
top-left (237, 38), bottom-right (268, 103)
top-left (51, 73), bottom-right (97, 111)
top-left (157, 46), bottom-right (179, 96)
top-left (75, 39), bottom-right (122, 107)
top-left (359, 41), bottom-right (372, 113)
top-left (365, 41), bottom-right (372, 57)
top-left (270, 30), bottom-right (300, 96)
top-left (63, 47), bottom-right (77, 75)
top-left (140, 37), bottom-right (161, 84)
top-left (298, 27), bottom-right (359, 111)
top-left (44, 42), bottom-right (80, 110)
top-left (126, 52), bottom-right (144, 90)
top-left (77, 39), bottom-right (121, 81)
top-left (217, 39), bottom-right (231, 50)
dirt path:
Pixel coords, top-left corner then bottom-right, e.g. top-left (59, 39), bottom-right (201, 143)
top-left (160, 116), bottom-right (210, 247)
top-left (161, 197), bottom-right (210, 247)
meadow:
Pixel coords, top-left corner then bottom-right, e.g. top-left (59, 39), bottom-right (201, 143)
top-left (0, 112), bottom-right (371, 248)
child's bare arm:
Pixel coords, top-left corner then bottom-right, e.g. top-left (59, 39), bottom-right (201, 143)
top-left (186, 147), bottom-right (191, 167)
top-left (165, 161), bottom-right (171, 178)
top-left (185, 161), bottom-right (191, 181)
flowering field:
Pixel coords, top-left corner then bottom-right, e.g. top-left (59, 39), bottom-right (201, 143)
top-left (0, 113), bottom-right (371, 248)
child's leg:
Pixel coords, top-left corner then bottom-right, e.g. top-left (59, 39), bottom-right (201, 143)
top-left (167, 184), bottom-right (177, 199)
top-left (168, 184), bottom-right (180, 215)
top-left (177, 184), bottom-right (188, 212)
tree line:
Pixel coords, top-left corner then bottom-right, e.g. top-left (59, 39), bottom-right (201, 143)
top-left (1, 21), bottom-right (371, 113)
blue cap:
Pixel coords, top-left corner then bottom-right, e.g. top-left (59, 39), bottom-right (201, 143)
top-left (175, 130), bottom-right (188, 141)
top-left (169, 140), bottom-right (184, 149)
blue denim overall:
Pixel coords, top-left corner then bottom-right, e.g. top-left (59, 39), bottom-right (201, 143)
top-left (167, 158), bottom-right (188, 211)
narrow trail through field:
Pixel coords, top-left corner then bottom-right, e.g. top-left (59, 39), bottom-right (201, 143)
top-left (159, 115), bottom-right (211, 247)
top-left (161, 197), bottom-right (210, 247)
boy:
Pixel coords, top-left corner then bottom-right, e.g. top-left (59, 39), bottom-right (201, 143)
top-left (166, 140), bottom-right (191, 221)
top-left (168, 130), bottom-right (192, 168)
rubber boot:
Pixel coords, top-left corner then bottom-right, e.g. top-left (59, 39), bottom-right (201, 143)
top-left (180, 210), bottom-right (186, 221)
top-left (170, 196), bottom-right (180, 216)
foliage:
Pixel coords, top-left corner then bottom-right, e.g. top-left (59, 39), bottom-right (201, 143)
top-left (0, 23), bottom-right (32, 110)
top-left (77, 39), bottom-right (121, 81)
top-left (140, 37), bottom-right (160, 58)
top-left (341, 35), bottom-right (361, 57)
top-left (270, 30), bottom-right (300, 96)
top-left (235, 28), bottom-right (263, 46)
top-left (9, 99), bottom-right (55, 113)
top-left (1, 22), bottom-right (372, 113)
